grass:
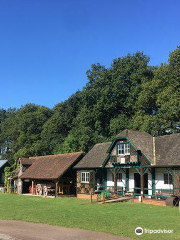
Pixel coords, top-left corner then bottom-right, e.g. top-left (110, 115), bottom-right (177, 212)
top-left (0, 193), bottom-right (180, 240)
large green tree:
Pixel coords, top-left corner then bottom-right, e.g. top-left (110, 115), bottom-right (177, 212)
top-left (1, 104), bottom-right (52, 162)
top-left (1, 48), bottom-right (180, 162)
top-left (133, 47), bottom-right (180, 135)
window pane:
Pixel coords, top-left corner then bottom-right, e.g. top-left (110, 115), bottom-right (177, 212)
top-left (81, 172), bottom-right (90, 182)
top-left (124, 143), bottom-right (130, 154)
top-left (86, 172), bottom-right (90, 182)
top-left (118, 144), bottom-right (124, 154)
top-left (82, 173), bottom-right (85, 182)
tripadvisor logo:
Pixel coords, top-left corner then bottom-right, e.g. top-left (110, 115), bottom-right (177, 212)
top-left (135, 227), bottom-right (143, 235)
top-left (135, 227), bottom-right (173, 235)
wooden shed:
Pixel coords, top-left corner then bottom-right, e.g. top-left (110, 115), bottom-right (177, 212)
top-left (20, 152), bottom-right (84, 197)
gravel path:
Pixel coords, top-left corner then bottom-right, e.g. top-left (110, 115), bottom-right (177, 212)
top-left (0, 219), bottom-right (133, 240)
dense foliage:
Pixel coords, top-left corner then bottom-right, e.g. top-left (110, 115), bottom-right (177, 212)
top-left (0, 47), bottom-right (180, 162)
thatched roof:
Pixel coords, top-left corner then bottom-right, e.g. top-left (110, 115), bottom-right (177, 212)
top-left (75, 129), bottom-right (180, 168)
top-left (155, 133), bottom-right (180, 166)
top-left (74, 142), bottom-right (111, 169)
top-left (21, 152), bottom-right (84, 180)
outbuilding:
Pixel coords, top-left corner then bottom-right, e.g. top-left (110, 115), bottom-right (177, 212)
top-left (20, 152), bottom-right (84, 197)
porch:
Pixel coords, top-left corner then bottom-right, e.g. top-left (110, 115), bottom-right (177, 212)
top-left (21, 176), bottom-right (76, 197)
top-left (76, 167), bottom-right (180, 206)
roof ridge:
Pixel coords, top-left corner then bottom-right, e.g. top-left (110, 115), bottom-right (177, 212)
top-left (29, 152), bottom-right (83, 159)
top-left (95, 142), bottom-right (111, 145)
top-left (155, 133), bottom-right (180, 139)
top-left (116, 129), bottom-right (153, 138)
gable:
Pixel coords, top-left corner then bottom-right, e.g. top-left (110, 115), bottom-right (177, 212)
top-left (108, 130), bottom-right (153, 162)
top-left (103, 131), bottom-right (153, 167)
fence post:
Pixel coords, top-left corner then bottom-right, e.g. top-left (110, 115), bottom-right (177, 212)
top-left (140, 168), bottom-right (144, 202)
top-left (103, 193), bottom-right (105, 204)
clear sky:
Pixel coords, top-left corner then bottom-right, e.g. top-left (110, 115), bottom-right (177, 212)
top-left (0, 0), bottom-right (180, 109)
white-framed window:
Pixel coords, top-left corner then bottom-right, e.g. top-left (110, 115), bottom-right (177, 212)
top-left (117, 143), bottom-right (130, 155)
top-left (81, 172), bottom-right (90, 183)
top-left (164, 173), bottom-right (172, 185)
top-left (124, 143), bottom-right (130, 154)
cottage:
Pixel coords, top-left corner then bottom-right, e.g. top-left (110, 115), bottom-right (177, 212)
top-left (0, 160), bottom-right (10, 189)
top-left (74, 129), bottom-right (180, 201)
top-left (19, 152), bottom-right (84, 197)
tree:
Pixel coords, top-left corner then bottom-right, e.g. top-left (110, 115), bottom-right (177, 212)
top-left (1, 104), bottom-right (52, 162)
top-left (133, 47), bottom-right (180, 135)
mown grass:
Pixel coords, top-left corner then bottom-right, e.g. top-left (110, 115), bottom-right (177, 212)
top-left (0, 193), bottom-right (179, 240)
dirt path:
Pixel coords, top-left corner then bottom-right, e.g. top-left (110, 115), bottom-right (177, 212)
top-left (0, 219), bottom-right (133, 240)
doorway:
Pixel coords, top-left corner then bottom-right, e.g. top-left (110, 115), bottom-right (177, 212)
top-left (134, 173), bottom-right (148, 195)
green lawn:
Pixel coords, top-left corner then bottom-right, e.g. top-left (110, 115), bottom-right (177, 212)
top-left (0, 193), bottom-right (179, 240)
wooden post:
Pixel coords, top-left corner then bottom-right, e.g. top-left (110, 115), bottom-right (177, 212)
top-left (90, 190), bottom-right (92, 203)
top-left (114, 168), bottom-right (117, 198)
top-left (9, 179), bottom-right (12, 193)
top-left (125, 168), bottom-right (129, 193)
top-left (152, 168), bottom-right (155, 198)
top-left (55, 181), bottom-right (58, 198)
top-left (93, 170), bottom-right (95, 193)
top-left (140, 168), bottom-right (144, 202)
top-left (32, 181), bottom-right (34, 195)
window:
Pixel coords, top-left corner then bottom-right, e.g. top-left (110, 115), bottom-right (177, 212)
top-left (117, 143), bottom-right (130, 155)
top-left (117, 172), bottom-right (122, 182)
top-left (81, 172), bottom-right (90, 183)
top-left (164, 173), bottom-right (172, 184)
top-left (124, 143), bottom-right (130, 154)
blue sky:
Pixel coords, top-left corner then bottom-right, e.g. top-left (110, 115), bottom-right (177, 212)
top-left (0, 0), bottom-right (180, 109)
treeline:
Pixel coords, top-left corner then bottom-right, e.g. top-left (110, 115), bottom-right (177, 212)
top-left (0, 47), bottom-right (180, 162)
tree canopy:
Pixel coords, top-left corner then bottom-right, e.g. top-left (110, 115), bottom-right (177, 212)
top-left (1, 47), bottom-right (180, 163)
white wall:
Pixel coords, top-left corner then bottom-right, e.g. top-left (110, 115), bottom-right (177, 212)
top-left (106, 169), bottom-right (126, 188)
top-left (107, 169), bottom-right (114, 187)
top-left (148, 171), bottom-right (152, 197)
top-left (106, 168), bottom-right (173, 197)
top-left (129, 168), bottom-right (135, 192)
top-left (155, 168), bottom-right (173, 191)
